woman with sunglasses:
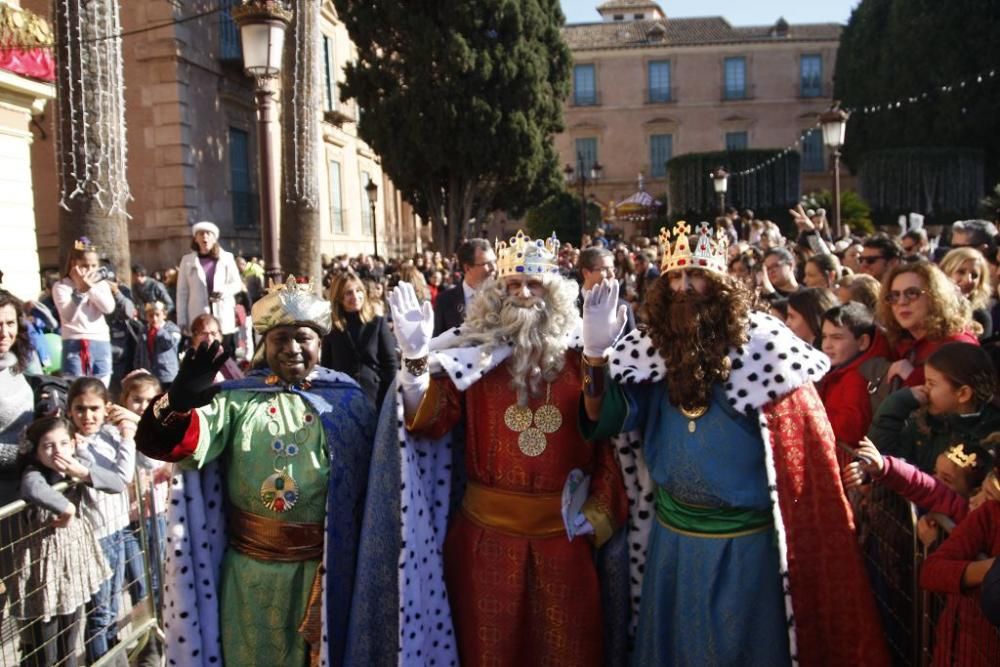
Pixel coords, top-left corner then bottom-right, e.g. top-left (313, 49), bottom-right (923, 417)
top-left (876, 260), bottom-right (980, 388)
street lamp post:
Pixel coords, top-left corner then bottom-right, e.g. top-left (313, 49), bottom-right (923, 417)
top-left (232, 0), bottom-right (293, 285)
top-left (365, 178), bottom-right (379, 259)
top-left (820, 104), bottom-right (850, 241)
top-left (563, 153), bottom-right (602, 243)
top-left (710, 166), bottom-right (729, 219)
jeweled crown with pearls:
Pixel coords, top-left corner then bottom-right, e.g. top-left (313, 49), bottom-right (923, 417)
top-left (251, 275), bottom-right (332, 336)
top-left (496, 230), bottom-right (561, 278)
top-left (658, 221), bottom-right (729, 274)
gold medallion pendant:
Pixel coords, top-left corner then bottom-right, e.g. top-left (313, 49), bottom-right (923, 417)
top-left (260, 471), bottom-right (299, 512)
top-left (679, 404), bottom-right (708, 433)
top-left (504, 383), bottom-right (563, 457)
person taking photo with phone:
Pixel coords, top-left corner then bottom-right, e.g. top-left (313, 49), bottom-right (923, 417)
top-left (52, 238), bottom-right (115, 384)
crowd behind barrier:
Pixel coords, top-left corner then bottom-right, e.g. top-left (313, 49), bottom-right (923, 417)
top-left (1, 208), bottom-right (999, 664)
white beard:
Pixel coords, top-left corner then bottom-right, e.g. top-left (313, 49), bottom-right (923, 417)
top-left (454, 276), bottom-right (580, 405)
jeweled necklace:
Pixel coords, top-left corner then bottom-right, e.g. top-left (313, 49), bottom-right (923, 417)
top-left (503, 382), bottom-right (562, 457)
top-left (259, 398), bottom-right (318, 513)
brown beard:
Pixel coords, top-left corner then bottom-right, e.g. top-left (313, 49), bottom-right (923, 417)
top-left (639, 272), bottom-right (752, 409)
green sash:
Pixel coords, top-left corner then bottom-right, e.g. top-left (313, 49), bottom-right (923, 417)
top-left (655, 487), bottom-right (772, 537)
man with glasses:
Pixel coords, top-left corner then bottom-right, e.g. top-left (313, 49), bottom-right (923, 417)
top-left (858, 234), bottom-right (903, 281)
top-left (433, 238), bottom-right (496, 336)
top-left (762, 247), bottom-right (800, 298)
top-left (900, 229), bottom-right (929, 258)
top-left (577, 247), bottom-right (635, 332)
top-left (949, 219), bottom-right (998, 257)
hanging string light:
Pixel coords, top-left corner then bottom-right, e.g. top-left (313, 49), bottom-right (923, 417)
top-left (729, 64), bottom-right (999, 180)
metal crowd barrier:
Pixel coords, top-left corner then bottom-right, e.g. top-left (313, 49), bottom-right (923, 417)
top-left (854, 484), bottom-right (1000, 667)
top-left (0, 467), bottom-right (166, 667)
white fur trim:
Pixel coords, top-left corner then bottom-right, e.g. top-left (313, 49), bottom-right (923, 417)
top-left (394, 384), bottom-right (459, 665)
top-left (757, 413), bottom-right (799, 666)
top-left (607, 311), bottom-right (830, 413)
top-left (427, 322), bottom-right (584, 390)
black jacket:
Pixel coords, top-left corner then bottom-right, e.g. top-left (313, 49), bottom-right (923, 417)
top-left (321, 314), bottom-right (398, 410)
top-left (433, 284), bottom-right (467, 337)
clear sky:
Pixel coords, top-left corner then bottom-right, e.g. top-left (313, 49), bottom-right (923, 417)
top-left (560, 0), bottom-right (860, 26)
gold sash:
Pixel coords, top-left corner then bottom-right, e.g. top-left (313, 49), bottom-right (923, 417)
top-left (461, 481), bottom-right (565, 537)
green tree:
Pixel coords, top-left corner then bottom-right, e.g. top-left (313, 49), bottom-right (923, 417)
top-left (835, 0), bottom-right (1000, 191)
top-left (802, 190), bottom-right (875, 236)
top-left (525, 191), bottom-right (600, 246)
top-left (333, 0), bottom-right (571, 251)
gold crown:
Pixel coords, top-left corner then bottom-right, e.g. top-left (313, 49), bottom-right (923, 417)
top-left (945, 443), bottom-right (979, 469)
top-left (74, 237), bottom-right (97, 252)
top-left (658, 221), bottom-right (728, 274)
top-left (496, 230), bottom-right (561, 278)
top-left (251, 275), bottom-right (332, 336)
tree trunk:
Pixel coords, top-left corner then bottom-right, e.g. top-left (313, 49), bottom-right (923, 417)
top-left (280, 0), bottom-right (322, 287)
top-left (54, 0), bottom-right (131, 279)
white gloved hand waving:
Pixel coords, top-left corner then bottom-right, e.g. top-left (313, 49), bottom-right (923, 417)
top-left (582, 278), bottom-right (628, 358)
top-left (389, 281), bottom-right (434, 359)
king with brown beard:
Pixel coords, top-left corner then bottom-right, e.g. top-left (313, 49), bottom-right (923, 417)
top-left (390, 231), bottom-right (628, 667)
top-left (580, 221), bottom-right (890, 667)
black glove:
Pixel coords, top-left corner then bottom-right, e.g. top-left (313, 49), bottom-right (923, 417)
top-left (167, 341), bottom-right (231, 412)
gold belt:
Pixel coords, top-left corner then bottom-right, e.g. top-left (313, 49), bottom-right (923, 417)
top-left (227, 508), bottom-right (324, 562)
top-left (461, 481), bottom-right (565, 537)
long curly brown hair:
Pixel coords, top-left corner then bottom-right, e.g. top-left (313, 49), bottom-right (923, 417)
top-left (639, 270), bottom-right (753, 409)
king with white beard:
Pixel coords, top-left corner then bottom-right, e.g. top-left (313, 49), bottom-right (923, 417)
top-left (390, 230), bottom-right (628, 667)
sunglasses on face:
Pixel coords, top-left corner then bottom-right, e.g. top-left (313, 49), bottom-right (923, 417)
top-left (859, 256), bottom-right (887, 265)
top-left (883, 287), bottom-right (927, 305)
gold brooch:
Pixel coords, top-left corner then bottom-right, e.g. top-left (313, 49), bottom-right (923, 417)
top-left (503, 383), bottom-right (563, 457)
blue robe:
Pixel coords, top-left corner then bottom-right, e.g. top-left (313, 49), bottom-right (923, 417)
top-left (620, 381), bottom-right (791, 666)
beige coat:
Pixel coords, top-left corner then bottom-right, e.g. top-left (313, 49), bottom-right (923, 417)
top-left (176, 249), bottom-right (243, 334)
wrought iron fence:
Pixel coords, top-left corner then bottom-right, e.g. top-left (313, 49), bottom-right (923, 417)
top-left (853, 484), bottom-right (1000, 667)
top-left (0, 468), bottom-right (166, 667)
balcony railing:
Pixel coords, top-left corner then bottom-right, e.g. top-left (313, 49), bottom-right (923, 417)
top-left (644, 87), bottom-right (674, 104)
top-left (571, 91), bottom-right (601, 107)
top-left (722, 83), bottom-right (755, 101)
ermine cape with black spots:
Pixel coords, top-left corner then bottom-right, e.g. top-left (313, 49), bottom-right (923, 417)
top-left (600, 311), bottom-right (890, 666)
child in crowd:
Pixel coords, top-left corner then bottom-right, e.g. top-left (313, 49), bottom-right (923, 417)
top-left (66, 377), bottom-right (136, 664)
top-left (817, 302), bottom-right (888, 466)
top-left (868, 342), bottom-right (1000, 474)
top-left (843, 438), bottom-right (991, 539)
top-left (134, 301), bottom-right (181, 387)
top-left (118, 370), bottom-right (169, 608)
top-left (920, 461), bottom-right (1000, 666)
top-left (188, 313), bottom-right (244, 380)
top-left (52, 238), bottom-right (115, 383)
top-left (14, 416), bottom-right (119, 667)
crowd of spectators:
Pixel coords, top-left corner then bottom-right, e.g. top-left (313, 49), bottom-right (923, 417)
top-left (2, 207), bottom-right (1000, 663)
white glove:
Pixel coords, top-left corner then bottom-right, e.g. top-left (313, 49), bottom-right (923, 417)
top-left (582, 278), bottom-right (627, 357)
top-left (570, 512), bottom-right (595, 540)
top-left (389, 281), bottom-right (434, 359)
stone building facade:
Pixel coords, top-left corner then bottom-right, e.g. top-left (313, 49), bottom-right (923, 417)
top-left (0, 0), bottom-right (53, 300)
top-left (24, 0), bottom-right (422, 275)
top-left (558, 0), bottom-right (850, 234)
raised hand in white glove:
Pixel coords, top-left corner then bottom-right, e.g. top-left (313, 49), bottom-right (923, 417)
top-left (388, 281), bottom-right (434, 359)
top-left (582, 278), bottom-right (628, 358)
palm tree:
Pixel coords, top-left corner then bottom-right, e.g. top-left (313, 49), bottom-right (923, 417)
top-left (279, 0), bottom-right (322, 285)
top-left (54, 0), bottom-right (131, 278)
